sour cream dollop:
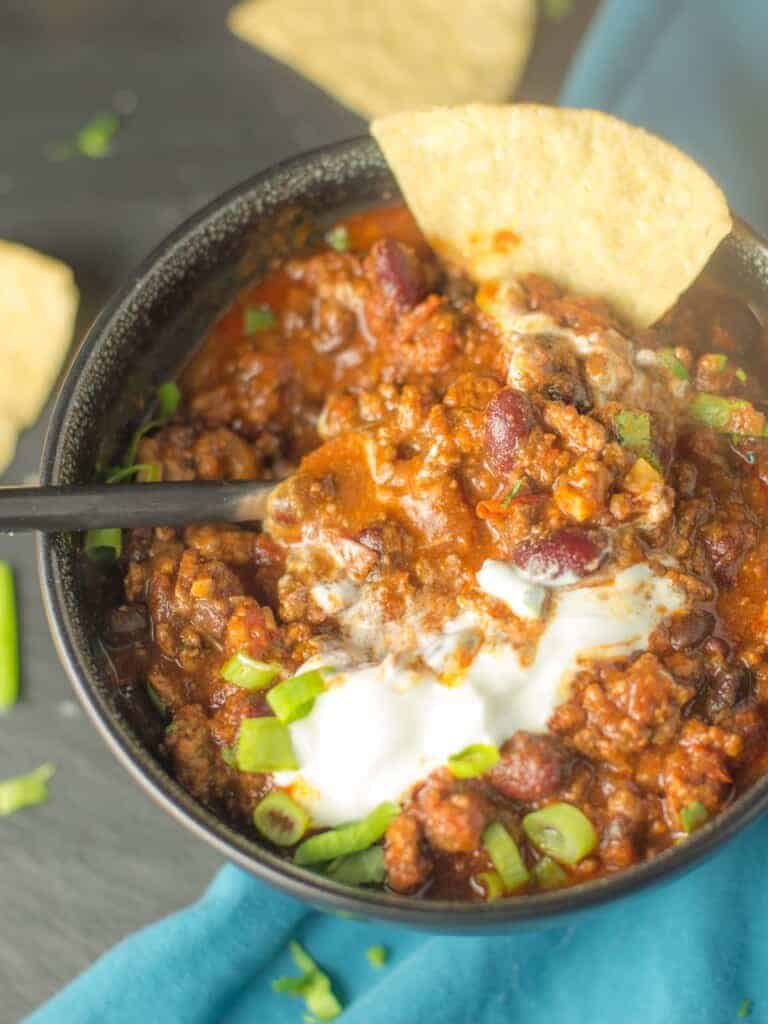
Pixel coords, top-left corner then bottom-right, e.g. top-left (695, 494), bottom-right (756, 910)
top-left (277, 563), bottom-right (685, 826)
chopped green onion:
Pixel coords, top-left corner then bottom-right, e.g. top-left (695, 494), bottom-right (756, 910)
top-left (689, 392), bottom-right (765, 436)
top-left (0, 562), bottom-right (19, 712)
top-left (709, 353), bottom-right (728, 370)
top-left (155, 381), bottom-right (181, 419)
top-left (533, 856), bottom-right (569, 890)
top-left (84, 528), bottom-right (123, 561)
top-left (325, 225), bottom-right (349, 252)
top-left (680, 801), bottom-right (708, 834)
top-left (615, 409), bottom-right (654, 462)
top-left (235, 717), bottom-right (298, 772)
top-left (244, 305), bottom-right (277, 334)
top-left (105, 463), bottom-right (160, 484)
top-left (123, 380), bottom-right (181, 467)
top-left (447, 743), bottom-right (500, 779)
top-left (738, 997), bottom-right (753, 1018)
top-left (500, 478), bottom-right (526, 508)
top-left (146, 682), bottom-right (166, 715)
top-left (482, 822), bottom-right (530, 892)
top-left (221, 653), bottom-right (281, 690)
top-left (295, 802), bottom-right (399, 866)
top-left (658, 348), bottom-right (690, 381)
top-left (253, 790), bottom-right (309, 846)
top-left (324, 845), bottom-right (386, 886)
top-left (267, 669), bottom-right (327, 724)
top-left (365, 944), bottom-right (388, 968)
top-left (736, 367), bottom-right (748, 384)
top-left (272, 941), bottom-right (342, 1022)
top-left (474, 869), bottom-right (505, 902)
top-left (0, 763), bottom-right (55, 815)
top-left (522, 803), bottom-right (597, 865)
top-left (76, 112), bottom-right (120, 158)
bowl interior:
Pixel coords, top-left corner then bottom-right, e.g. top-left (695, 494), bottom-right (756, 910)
top-left (38, 137), bottom-right (768, 931)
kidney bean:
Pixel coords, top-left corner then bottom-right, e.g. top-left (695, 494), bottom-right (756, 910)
top-left (484, 387), bottom-right (537, 474)
top-left (511, 527), bottom-right (607, 583)
top-left (705, 664), bottom-right (753, 721)
top-left (488, 731), bottom-right (565, 801)
top-left (668, 610), bottom-right (716, 651)
top-left (366, 238), bottom-right (427, 313)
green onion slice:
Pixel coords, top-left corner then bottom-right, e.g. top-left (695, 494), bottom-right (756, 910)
top-left (522, 803), bottom-right (597, 865)
top-left (365, 944), bottom-right (388, 968)
top-left (689, 392), bottom-right (766, 436)
top-left (294, 802), bottom-right (399, 866)
top-left (267, 669), bottom-right (327, 724)
top-left (474, 869), bottom-right (505, 902)
top-left (615, 409), bottom-right (654, 462)
top-left (76, 112), bottom-right (120, 158)
top-left (235, 717), bottom-right (298, 772)
top-left (482, 822), bottom-right (530, 892)
top-left (123, 381), bottom-right (181, 467)
top-left (658, 348), bottom-right (690, 381)
top-left (221, 653), bottom-right (281, 690)
top-left (680, 801), bottom-right (708, 834)
top-left (0, 561), bottom-right (19, 712)
top-left (253, 790), bottom-right (309, 846)
top-left (500, 478), bottom-right (526, 507)
top-left (105, 463), bottom-right (160, 484)
top-left (325, 225), bottom-right (349, 252)
top-left (0, 763), bottom-right (55, 816)
top-left (736, 367), bottom-right (748, 383)
top-left (324, 845), bottom-right (386, 887)
top-left (272, 941), bottom-right (342, 1022)
top-left (447, 743), bottom-right (500, 779)
top-left (533, 856), bottom-right (569, 890)
top-left (84, 528), bottom-right (123, 561)
top-left (146, 682), bottom-right (166, 715)
top-left (244, 305), bottom-right (277, 334)
top-left (738, 997), bottom-right (753, 1018)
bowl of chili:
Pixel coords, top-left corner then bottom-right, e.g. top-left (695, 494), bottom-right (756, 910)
top-left (38, 133), bottom-right (768, 932)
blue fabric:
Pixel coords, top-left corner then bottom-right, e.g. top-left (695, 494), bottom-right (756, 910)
top-left (28, 3), bottom-right (768, 1021)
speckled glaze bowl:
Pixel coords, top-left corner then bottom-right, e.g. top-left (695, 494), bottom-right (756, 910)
top-left (37, 137), bottom-right (768, 932)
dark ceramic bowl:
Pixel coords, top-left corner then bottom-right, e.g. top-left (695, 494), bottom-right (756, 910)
top-left (38, 136), bottom-right (768, 932)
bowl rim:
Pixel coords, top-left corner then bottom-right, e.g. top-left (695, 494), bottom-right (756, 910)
top-left (37, 134), bottom-right (768, 930)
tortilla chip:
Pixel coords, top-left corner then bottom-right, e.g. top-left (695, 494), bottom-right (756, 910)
top-left (228, 0), bottom-right (535, 119)
top-left (372, 105), bottom-right (732, 328)
top-left (0, 240), bottom-right (79, 474)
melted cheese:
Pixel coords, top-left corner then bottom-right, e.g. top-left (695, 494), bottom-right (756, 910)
top-left (277, 564), bottom-right (685, 826)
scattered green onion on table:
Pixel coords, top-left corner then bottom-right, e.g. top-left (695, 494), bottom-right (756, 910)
top-left (272, 940), bottom-right (342, 1021)
top-left (0, 764), bottom-right (55, 816)
top-left (0, 561), bottom-right (19, 711)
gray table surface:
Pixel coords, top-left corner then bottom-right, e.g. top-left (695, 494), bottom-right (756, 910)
top-left (0, 1), bottom-right (597, 1018)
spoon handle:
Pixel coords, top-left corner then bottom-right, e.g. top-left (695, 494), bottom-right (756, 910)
top-left (0, 480), bottom-right (274, 533)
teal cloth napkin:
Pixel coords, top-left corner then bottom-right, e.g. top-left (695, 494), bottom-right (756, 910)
top-left (27, 2), bottom-right (768, 1020)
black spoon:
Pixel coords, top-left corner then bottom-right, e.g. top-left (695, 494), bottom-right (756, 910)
top-left (0, 480), bottom-right (275, 532)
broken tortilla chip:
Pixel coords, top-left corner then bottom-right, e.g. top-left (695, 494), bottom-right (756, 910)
top-left (372, 104), bottom-right (732, 328)
top-left (227, 0), bottom-right (536, 119)
top-left (0, 240), bottom-right (79, 474)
